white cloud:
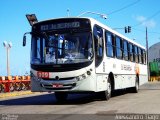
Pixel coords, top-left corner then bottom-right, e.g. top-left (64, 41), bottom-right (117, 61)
top-left (136, 16), bottom-right (146, 22)
top-left (135, 15), bottom-right (156, 28)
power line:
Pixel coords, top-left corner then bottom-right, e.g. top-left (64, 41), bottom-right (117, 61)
top-left (107, 0), bottom-right (160, 35)
top-left (113, 9), bottom-right (160, 34)
top-left (133, 28), bottom-right (160, 34)
top-left (107, 0), bottom-right (141, 15)
top-left (133, 9), bottom-right (160, 27)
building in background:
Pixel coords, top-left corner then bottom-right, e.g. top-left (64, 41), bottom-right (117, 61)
top-left (148, 42), bottom-right (160, 78)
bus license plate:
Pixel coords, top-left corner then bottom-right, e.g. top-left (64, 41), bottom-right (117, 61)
top-left (53, 84), bottom-right (63, 88)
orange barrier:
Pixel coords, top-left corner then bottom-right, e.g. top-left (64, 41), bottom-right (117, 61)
top-left (0, 76), bottom-right (31, 93)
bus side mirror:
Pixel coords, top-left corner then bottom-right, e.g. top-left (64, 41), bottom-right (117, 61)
top-left (23, 35), bottom-right (26, 46)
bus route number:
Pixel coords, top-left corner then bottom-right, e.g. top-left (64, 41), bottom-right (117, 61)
top-left (37, 71), bottom-right (49, 78)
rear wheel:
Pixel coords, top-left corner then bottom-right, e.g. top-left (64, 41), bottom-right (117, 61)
top-left (130, 76), bottom-right (139, 93)
top-left (54, 92), bottom-right (68, 102)
top-left (101, 77), bottom-right (112, 100)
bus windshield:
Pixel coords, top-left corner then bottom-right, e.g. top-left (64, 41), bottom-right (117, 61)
top-left (31, 31), bottom-right (93, 65)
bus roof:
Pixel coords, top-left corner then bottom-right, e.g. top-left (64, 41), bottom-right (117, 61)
top-left (35, 17), bottom-right (145, 50)
top-left (87, 17), bottom-right (145, 49)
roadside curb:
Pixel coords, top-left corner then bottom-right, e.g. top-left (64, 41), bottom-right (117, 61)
top-left (0, 91), bottom-right (33, 99)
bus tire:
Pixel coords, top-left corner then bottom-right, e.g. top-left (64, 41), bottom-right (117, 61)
top-left (131, 76), bottom-right (139, 93)
top-left (54, 92), bottom-right (68, 102)
top-left (101, 77), bottom-right (111, 100)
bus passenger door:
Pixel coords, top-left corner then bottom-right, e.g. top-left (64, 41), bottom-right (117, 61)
top-left (93, 25), bottom-right (104, 72)
top-left (93, 26), bottom-right (107, 91)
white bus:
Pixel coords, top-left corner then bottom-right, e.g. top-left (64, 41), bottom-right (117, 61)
top-left (23, 17), bottom-right (148, 102)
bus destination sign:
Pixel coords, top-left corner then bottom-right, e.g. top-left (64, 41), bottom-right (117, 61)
top-left (41, 22), bottom-right (80, 31)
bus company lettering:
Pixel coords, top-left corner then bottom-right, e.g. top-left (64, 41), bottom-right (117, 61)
top-left (121, 64), bottom-right (132, 71)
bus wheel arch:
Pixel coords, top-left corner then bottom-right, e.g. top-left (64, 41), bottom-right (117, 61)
top-left (100, 72), bottom-right (115, 101)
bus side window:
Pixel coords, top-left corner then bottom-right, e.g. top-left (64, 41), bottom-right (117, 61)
top-left (106, 31), bottom-right (115, 57)
top-left (112, 34), bottom-right (116, 57)
top-left (135, 46), bottom-right (138, 63)
top-left (138, 48), bottom-right (142, 63)
top-left (121, 39), bottom-right (124, 59)
top-left (129, 43), bottom-right (133, 62)
top-left (141, 49), bottom-right (144, 64)
top-left (123, 40), bottom-right (129, 61)
top-left (116, 36), bottom-right (123, 59)
top-left (127, 42), bottom-right (130, 61)
top-left (132, 45), bottom-right (135, 62)
top-left (93, 25), bottom-right (103, 67)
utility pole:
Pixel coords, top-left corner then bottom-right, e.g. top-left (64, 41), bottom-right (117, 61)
top-left (146, 27), bottom-right (150, 81)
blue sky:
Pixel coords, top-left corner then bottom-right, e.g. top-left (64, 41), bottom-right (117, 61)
top-left (0, 0), bottom-right (160, 76)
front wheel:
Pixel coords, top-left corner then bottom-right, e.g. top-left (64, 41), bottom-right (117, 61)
top-left (100, 78), bottom-right (112, 100)
top-left (54, 92), bottom-right (68, 102)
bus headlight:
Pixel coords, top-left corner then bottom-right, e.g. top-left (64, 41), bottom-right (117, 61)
top-left (76, 75), bottom-right (85, 81)
top-left (76, 76), bottom-right (80, 81)
top-left (76, 70), bottom-right (92, 81)
top-left (82, 74), bottom-right (86, 79)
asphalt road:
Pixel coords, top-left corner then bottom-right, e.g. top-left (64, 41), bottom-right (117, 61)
top-left (0, 82), bottom-right (160, 120)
